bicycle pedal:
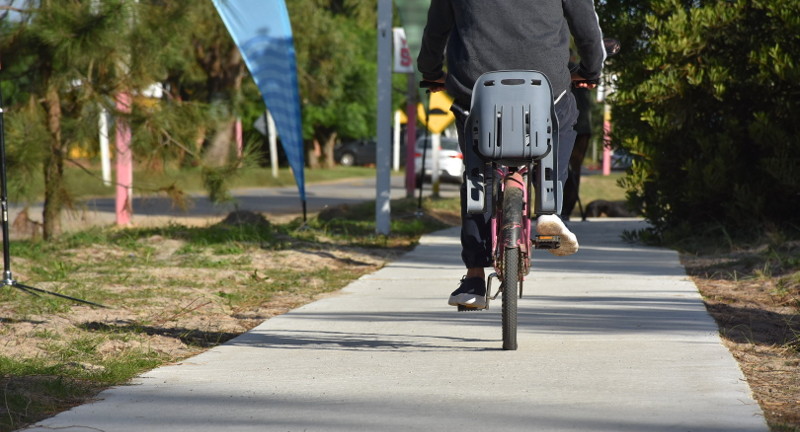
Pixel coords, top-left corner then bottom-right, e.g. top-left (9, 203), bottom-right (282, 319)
top-left (534, 235), bottom-right (561, 249)
top-left (457, 305), bottom-right (486, 312)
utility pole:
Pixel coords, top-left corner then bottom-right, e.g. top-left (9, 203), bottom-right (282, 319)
top-left (375, 0), bottom-right (392, 235)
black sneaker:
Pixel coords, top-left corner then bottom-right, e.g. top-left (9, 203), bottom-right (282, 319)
top-left (448, 276), bottom-right (487, 308)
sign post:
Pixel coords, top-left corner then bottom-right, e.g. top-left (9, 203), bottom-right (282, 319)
top-left (393, 27), bottom-right (418, 198)
top-left (375, 0), bottom-right (393, 235)
top-left (417, 92), bottom-right (455, 198)
top-left (393, 28), bottom-right (414, 176)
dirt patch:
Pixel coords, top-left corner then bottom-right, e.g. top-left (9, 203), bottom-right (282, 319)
top-left (0, 223), bottom-right (396, 431)
top-left (0, 232), bottom-right (391, 361)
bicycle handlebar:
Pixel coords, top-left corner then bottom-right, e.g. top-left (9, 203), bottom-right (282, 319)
top-left (572, 78), bottom-right (600, 87)
top-left (449, 102), bottom-right (468, 118)
top-left (419, 80), bottom-right (442, 89)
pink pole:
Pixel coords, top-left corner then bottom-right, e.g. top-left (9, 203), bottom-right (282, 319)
top-left (235, 118), bottom-right (243, 159)
top-left (115, 93), bottom-right (133, 226)
top-left (405, 103), bottom-right (417, 198)
top-left (405, 74), bottom-right (419, 198)
top-left (602, 103), bottom-right (612, 176)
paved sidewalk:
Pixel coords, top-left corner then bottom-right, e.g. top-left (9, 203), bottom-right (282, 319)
top-left (22, 220), bottom-right (767, 432)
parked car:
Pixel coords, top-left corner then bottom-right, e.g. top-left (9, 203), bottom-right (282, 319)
top-left (334, 138), bottom-right (407, 167)
top-left (414, 136), bottom-right (464, 183)
top-left (334, 139), bottom-right (377, 167)
top-left (610, 147), bottom-right (634, 170)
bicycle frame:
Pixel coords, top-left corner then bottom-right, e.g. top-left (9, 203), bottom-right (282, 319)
top-left (491, 167), bottom-right (532, 288)
top-left (454, 70), bottom-right (562, 350)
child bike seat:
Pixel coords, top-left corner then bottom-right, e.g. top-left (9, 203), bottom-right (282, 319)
top-left (466, 70), bottom-right (557, 167)
top-left (463, 71), bottom-right (561, 216)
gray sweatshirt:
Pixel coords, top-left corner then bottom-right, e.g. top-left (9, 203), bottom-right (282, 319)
top-left (417, 0), bottom-right (605, 105)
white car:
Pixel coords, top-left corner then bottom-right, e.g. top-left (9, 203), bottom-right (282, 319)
top-left (414, 136), bottom-right (464, 183)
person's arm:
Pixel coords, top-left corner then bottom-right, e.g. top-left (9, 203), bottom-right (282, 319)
top-left (563, 0), bottom-right (605, 81)
top-left (417, 0), bottom-right (454, 83)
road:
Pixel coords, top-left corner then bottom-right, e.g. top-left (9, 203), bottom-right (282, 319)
top-left (7, 175), bottom-right (460, 235)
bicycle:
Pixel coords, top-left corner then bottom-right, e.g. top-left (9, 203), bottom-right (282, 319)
top-left (423, 71), bottom-right (564, 350)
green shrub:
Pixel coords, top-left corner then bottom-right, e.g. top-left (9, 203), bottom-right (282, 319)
top-left (599, 0), bottom-right (800, 242)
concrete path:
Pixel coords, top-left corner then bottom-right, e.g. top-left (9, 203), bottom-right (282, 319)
top-left (22, 220), bottom-right (767, 432)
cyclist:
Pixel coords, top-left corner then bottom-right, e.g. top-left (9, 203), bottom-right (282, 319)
top-left (417, 0), bottom-right (606, 308)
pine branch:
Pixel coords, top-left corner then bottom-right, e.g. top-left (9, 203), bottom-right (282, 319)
top-left (0, 6), bottom-right (28, 13)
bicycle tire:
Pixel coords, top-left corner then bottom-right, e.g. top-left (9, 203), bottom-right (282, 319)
top-left (501, 187), bottom-right (523, 351)
top-left (502, 247), bottom-right (519, 350)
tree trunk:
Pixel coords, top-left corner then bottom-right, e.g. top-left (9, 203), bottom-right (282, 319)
top-left (194, 38), bottom-right (245, 168)
top-left (321, 132), bottom-right (338, 169)
top-left (42, 84), bottom-right (64, 240)
top-left (204, 119), bottom-right (235, 167)
top-left (306, 139), bottom-right (321, 169)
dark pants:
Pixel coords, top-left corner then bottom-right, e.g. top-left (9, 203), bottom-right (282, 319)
top-left (562, 86), bottom-right (593, 220)
top-left (457, 92), bottom-right (579, 269)
top-left (562, 133), bottom-right (591, 220)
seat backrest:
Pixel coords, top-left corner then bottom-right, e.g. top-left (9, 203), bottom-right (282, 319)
top-left (466, 71), bottom-right (557, 167)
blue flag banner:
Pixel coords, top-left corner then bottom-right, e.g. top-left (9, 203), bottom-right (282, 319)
top-left (212, 0), bottom-right (306, 204)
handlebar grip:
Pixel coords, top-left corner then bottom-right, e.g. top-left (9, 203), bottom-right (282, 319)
top-left (419, 80), bottom-right (442, 89)
top-left (573, 79), bottom-right (599, 86)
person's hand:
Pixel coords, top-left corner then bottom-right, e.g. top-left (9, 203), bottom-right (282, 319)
top-left (428, 74), bottom-right (446, 93)
top-left (571, 72), bottom-right (597, 89)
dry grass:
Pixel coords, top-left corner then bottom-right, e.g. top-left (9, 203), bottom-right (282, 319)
top-left (682, 241), bottom-right (800, 431)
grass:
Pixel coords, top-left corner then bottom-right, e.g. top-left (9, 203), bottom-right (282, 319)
top-left (576, 171), bottom-right (628, 203)
top-left (12, 163), bottom-right (377, 203)
top-left (677, 231), bottom-right (800, 431)
top-left (15, 159), bottom-right (625, 204)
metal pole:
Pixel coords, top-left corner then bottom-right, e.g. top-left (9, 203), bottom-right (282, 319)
top-left (99, 108), bottom-right (112, 186)
top-left (0, 83), bottom-right (12, 280)
top-left (375, 0), bottom-right (392, 235)
top-left (266, 110), bottom-right (279, 179)
top-left (602, 103), bottom-right (612, 176)
top-left (431, 132), bottom-right (441, 197)
top-left (0, 68), bottom-right (106, 307)
top-left (417, 97), bottom-right (431, 213)
top-left (393, 110), bottom-right (401, 172)
top-left (405, 74), bottom-right (418, 198)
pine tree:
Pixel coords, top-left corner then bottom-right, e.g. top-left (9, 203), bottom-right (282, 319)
top-left (0, 0), bottom-right (204, 239)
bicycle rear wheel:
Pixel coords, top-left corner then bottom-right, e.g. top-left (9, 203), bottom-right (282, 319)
top-left (501, 187), bottom-right (523, 351)
top-left (502, 248), bottom-right (519, 350)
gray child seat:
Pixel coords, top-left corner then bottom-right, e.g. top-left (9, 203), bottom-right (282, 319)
top-left (463, 70), bottom-right (562, 216)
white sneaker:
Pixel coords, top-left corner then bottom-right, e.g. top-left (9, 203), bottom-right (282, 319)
top-left (536, 214), bottom-right (579, 256)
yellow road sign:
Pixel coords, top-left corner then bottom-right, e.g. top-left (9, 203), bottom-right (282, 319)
top-left (418, 91), bottom-right (455, 134)
top-left (397, 109), bottom-right (408, 124)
